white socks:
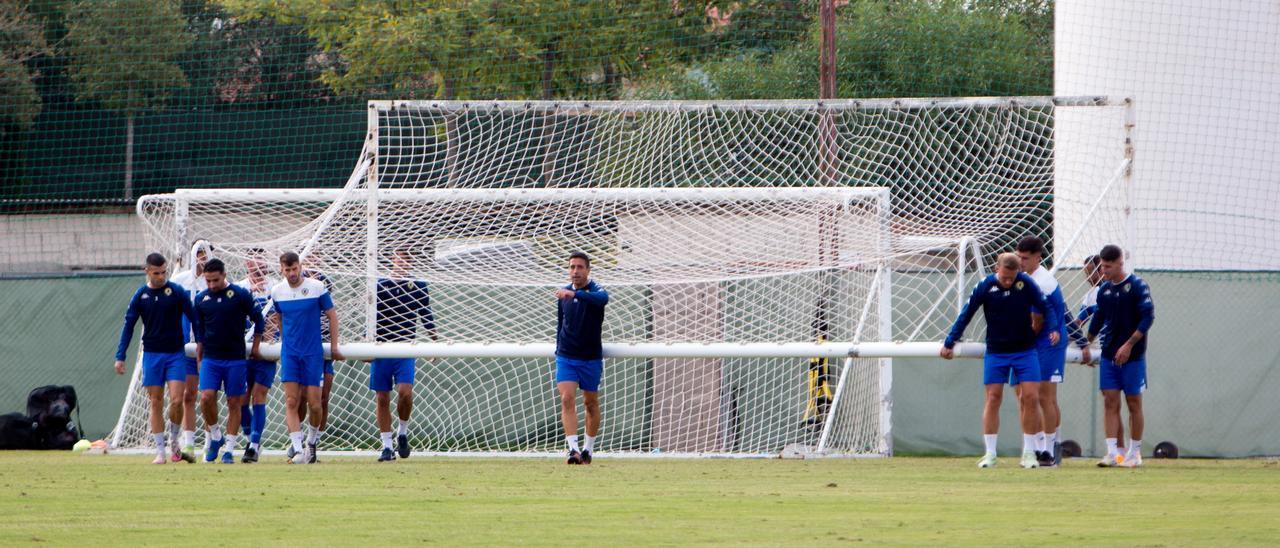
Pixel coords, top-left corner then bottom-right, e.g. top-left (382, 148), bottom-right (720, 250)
top-left (983, 434), bottom-right (998, 454)
top-left (397, 420), bottom-right (409, 436)
top-left (1035, 431), bottom-right (1047, 452)
top-left (1127, 439), bottom-right (1142, 459)
top-left (289, 431), bottom-right (305, 453)
top-left (305, 425), bottom-right (319, 445)
top-left (584, 435), bottom-right (595, 453)
top-left (566, 435), bottom-right (580, 452)
top-left (223, 434), bottom-right (237, 452)
top-left (381, 432), bottom-right (395, 450)
top-left (1022, 434), bottom-right (1036, 453)
top-left (1105, 437), bottom-right (1119, 456)
top-left (182, 430), bottom-right (196, 448)
top-left (153, 433), bottom-right (167, 457)
top-left (209, 425), bottom-right (224, 442)
top-left (1047, 430), bottom-right (1058, 448)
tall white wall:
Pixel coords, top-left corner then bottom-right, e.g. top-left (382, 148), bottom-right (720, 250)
top-left (1055, 1), bottom-right (1280, 270)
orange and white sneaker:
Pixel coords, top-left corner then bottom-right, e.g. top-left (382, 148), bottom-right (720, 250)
top-left (1120, 454), bottom-right (1143, 468)
top-left (1097, 453), bottom-right (1120, 467)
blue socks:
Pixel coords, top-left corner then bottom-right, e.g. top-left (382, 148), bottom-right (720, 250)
top-left (251, 404), bottom-right (267, 444)
top-left (240, 404), bottom-right (252, 433)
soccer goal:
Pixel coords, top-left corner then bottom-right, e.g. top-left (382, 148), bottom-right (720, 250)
top-left (117, 96), bottom-right (1131, 457)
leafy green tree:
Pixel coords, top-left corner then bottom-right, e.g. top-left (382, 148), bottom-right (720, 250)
top-left (633, 0), bottom-right (1052, 100)
top-left (220, 0), bottom-right (708, 100)
top-left (64, 0), bottom-right (193, 199)
top-left (0, 0), bottom-right (54, 137)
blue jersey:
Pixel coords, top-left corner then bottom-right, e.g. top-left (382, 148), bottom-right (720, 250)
top-left (1028, 267), bottom-right (1068, 349)
top-left (945, 272), bottom-right (1054, 354)
top-left (270, 278), bottom-right (334, 358)
top-left (556, 280), bottom-right (609, 360)
top-left (375, 278), bottom-right (435, 342)
top-left (1088, 273), bottom-right (1154, 361)
top-left (193, 283), bottom-right (265, 360)
top-left (116, 282), bottom-right (195, 361)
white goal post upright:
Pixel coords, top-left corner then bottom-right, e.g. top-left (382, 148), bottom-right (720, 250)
top-left (116, 96), bottom-right (1130, 457)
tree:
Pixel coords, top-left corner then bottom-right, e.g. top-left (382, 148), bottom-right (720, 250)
top-left (219, 0), bottom-right (709, 100)
top-left (631, 0), bottom-right (1052, 100)
top-left (65, 0), bottom-right (193, 200)
top-left (0, 0), bottom-right (54, 137)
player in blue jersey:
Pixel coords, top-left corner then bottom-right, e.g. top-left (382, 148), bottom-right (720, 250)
top-left (556, 252), bottom-right (609, 465)
top-left (269, 252), bottom-right (342, 464)
top-left (192, 259), bottom-right (264, 464)
top-left (1014, 236), bottom-right (1066, 467)
top-left (170, 240), bottom-right (212, 455)
top-left (236, 252), bottom-right (276, 463)
top-left (371, 248), bottom-right (437, 462)
top-left (288, 264), bottom-right (336, 462)
top-left (941, 252), bottom-right (1055, 469)
top-left (114, 253), bottom-right (197, 464)
top-left (1087, 245), bottom-right (1155, 468)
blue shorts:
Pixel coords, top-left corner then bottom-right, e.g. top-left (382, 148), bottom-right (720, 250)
top-left (324, 359), bottom-right (334, 376)
top-left (199, 357), bottom-right (247, 397)
top-left (1010, 342), bottom-right (1067, 385)
top-left (280, 353), bottom-right (325, 387)
top-left (246, 359), bottom-right (277, 389)
top-left (983, 349), bottom-right (1039, 386)
top-left (555, 356), bottom-right (603, 392)
top-left (1100, 357), bottom-right (1147, 395)
top-left (369, 358), bottom-right (415, 392)
top-left (185, 356), bottom-right (199, 378)
top-left (142, 351), bottom-right (189, 387)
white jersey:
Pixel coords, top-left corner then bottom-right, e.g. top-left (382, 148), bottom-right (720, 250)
top-left (239, 276), bottom-right (279, 344)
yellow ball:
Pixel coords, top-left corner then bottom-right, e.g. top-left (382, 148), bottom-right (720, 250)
top-left (72, 439), bottom-right (91, 452)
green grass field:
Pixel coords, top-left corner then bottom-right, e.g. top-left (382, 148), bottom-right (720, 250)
top-left (2, 452), bottom-right (1278, 545)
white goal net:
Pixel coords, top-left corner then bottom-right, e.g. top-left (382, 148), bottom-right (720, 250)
top-left (116, 97), bottom-right (1130, 457)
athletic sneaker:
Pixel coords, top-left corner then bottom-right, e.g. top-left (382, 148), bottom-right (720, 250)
top-left (220, 451), bottom-right (235, 464)
top-left (378, 448), bottom-right (396, 462)
top-left (290, 447), bottom-right (308, 465)
top-left (183, 444), bottom-right (197, 459)
top-left (176, 448), bottom-right (196, 463)
top-left (976, 452), bottom-right (998, 468)
top-left (1120, 454), bottom-right (1143, 468)
top-left (242, 447), bottom-right (258, 464)
top-left (1097, 454), bottom-right (1119, 467)
top-left (567, 450), bottom-right (583, 465)
top-left (580, 449), bottom-right (593, 465)
top-left (151, 455), bottom-right (167, 465)
top-left (1020, 449), bottom-right (1040, 469)
top-left (286, 444), bottom-right (297, 459)
top-left (307, 443), bottom-right (318, 464)
top-left (397, 434), bottom-right (411, 459)
top-left (205, 438), bottom-right (226, 463)
top-left (1036, 450), bottom-right (1055, 468)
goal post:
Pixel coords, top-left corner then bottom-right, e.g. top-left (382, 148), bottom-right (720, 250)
top-left (116, 96), bottom-right (1130, 457)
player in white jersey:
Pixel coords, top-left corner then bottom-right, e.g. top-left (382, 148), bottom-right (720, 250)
top-left (236, 251), bottom-right (277, 462)
top-left (169, 240), bottom-right (212, 456)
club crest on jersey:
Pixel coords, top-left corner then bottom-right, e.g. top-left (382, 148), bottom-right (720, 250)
top-left (1015, 281), bottom-right (1024, 290)
top-left (164, 287), bottom-right (172, 296)
top-left (202, 295), bottom-right (211, 302)
top-left (302, 288), bottom-right (309, 296)
top-left (226, 289), bottom-right (234, 298)
top-left (1123, 283), bottom-right (1131, 292)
